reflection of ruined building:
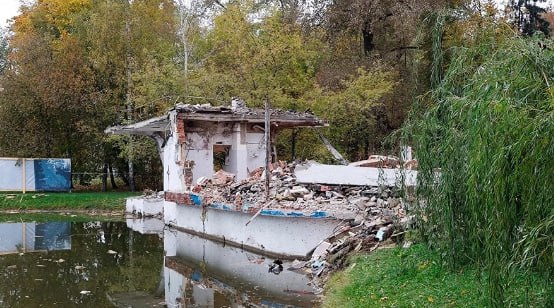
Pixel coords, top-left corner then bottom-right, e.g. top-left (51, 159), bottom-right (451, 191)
top-left (163, 227), bottom-right (317, 307)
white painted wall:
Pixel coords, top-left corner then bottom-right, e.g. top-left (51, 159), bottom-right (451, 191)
top-left (125, 197), bottom-right (164, 217)
top-left (163, 112), bottom-right (182, 192)
top-left (295, 161), bottom-right (418, 187)
top-left (170, 204), bottom-right (341, 257)
top-left (125, 217), bottom-right (164, 235)
top-left (164, 267), bottom-right (187, 308)
top-left (164, 200), bottom-right (178, 226)
top-left (161, 112), bottom-right (270, 192)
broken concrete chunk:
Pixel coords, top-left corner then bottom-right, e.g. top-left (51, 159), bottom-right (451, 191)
top-left (375, 226), bottom-right (393, 241)
top-left (331, 191), bottom-right (345, 199)
top-left (212, 170), bottom-right (235, 186)
top-left (288, 259), bottom-right (307, 270)
top-left (196, 176), bottom-right (209, 186)
top-left (348, 155), bottom-right (400, 168)
top-left (404, 159), bottom-right (418, 170)
top-left (350, 197), bottom-right (369, 210)
top-left (312, 241), bottom-right (331, 260)
top-left (290, 186), bottom-right (309, 197)
top-left (353, 214), bottom-right (365, 225)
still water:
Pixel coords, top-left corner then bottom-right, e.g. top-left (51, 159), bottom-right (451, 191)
top-left (0, 216), bottom-right (318, 307)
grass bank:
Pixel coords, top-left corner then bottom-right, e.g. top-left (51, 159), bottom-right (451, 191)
top-left (323, 244), bottom-right (548, 307)
top-left (0, 192), bottom-right (140, 211)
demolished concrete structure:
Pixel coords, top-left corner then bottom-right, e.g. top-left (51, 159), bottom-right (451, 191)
top-left (108, 100), bottom-right (416, 259)
top-left (106, 102), bottom-right (325, 186)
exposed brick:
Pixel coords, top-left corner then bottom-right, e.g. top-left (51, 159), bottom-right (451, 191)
top-left (165, 191), bottom-right (194, 205)
top-left (176, 117), bottom-right (186, 144)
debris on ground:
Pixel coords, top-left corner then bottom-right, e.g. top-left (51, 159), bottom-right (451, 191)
top-left (186, 159), bottom-right (416, 290)
top-left (196, 160), bottom-right (411, 220)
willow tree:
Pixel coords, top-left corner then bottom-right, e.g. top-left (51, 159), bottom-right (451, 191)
top-left (407, 17), bottom-right (553, 306)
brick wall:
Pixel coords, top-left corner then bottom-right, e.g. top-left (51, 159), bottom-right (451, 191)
top-left (176, 114), bottom-right (186, 145)
top-left (165, 191), bottom-right (194, 205)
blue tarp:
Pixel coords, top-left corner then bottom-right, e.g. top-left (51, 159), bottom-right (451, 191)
top-left (33, 159), bottom-right (71, 191)
top-left (0, 158), bottom-right (71, 192)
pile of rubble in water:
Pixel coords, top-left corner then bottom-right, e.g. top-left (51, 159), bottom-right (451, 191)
top-left (195, 160), bottom-right (415, 288)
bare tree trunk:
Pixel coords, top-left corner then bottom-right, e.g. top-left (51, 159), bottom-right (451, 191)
top-left (109, 163), bottom-right (118, 189)
top-left (125, 1), bottom-right (135, 192)
top-left (102, 162), bottom-right (108, 192)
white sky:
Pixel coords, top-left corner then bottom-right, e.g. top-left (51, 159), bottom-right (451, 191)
top-left (0, 0), bottom-right (22, 28)
top-left (0, 0), bottom-right (23, 27)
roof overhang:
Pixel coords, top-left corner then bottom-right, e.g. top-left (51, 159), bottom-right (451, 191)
top-left (105, 114), bottom-right (170, 136)
top-left (174, 104), bottom-right (327, 128)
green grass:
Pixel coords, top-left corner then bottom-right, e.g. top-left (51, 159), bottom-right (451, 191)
top-left (323, 244), bottom-right (548, 308)
top-left (0, 192), bottom-right (140, 211)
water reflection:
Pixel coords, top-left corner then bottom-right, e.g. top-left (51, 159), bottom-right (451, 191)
top-left (162, 227), bottom-right (318, 308)
top-left (0, 217), bottom-right (317, 307)
top-left (0, 222), bottom-right (71, 254)
top-left (0, 218), bottom-right (163, 307)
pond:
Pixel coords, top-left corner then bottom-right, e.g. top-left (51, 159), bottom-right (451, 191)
top-left (0, 215), bottom-right (319, 307)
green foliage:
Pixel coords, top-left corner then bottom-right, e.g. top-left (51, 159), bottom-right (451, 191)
top-left (0, 0), bottom-right (180, 190)
top-left (186, 3), bottom-right (322, 108)
top-left (305, 67), bottom-right (398, 160)
top-left (323, 245), bottom-right (549, 308)
top-left (407, 28), bottom-right (554, 306)
top-left (0, 0), bottom-right (465, 184)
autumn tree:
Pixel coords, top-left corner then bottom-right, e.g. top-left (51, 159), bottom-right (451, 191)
top-left (0, 0), bottom-right (181, 190)
top-left (0, 0), bottom-right (97, 163)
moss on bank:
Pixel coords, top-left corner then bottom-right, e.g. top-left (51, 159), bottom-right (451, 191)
top-left (323, 244), bottom-right (548, 307)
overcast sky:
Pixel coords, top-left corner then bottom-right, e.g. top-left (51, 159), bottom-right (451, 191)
top-left (0, 0), bottom-right (21, 28)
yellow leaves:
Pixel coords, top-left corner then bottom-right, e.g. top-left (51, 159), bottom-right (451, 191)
top-left (38, 0), bottom-right (92, 29)
top-left (417, 260), bottom-right (430, 271)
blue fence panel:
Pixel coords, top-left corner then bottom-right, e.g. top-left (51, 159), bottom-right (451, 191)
top-left (34, 159), bottom-right (71, 191)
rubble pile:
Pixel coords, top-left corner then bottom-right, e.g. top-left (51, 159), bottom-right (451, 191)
top-left (199, 161), bottom-right (409, 220)
top-left (195, 161), bottom-right (414, 287)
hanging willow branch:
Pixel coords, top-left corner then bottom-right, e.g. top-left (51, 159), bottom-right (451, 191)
top-left (405, 25), bottom-right (554, 307)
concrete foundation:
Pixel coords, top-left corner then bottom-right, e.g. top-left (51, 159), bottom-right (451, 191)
top-left (126, 197), bottom-right (164, 217)
top-left (164, 201), bottom-right (343, 259)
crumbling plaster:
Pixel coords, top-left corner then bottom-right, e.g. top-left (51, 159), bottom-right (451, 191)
top-left (163, 110), bottom-right (267, 192)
